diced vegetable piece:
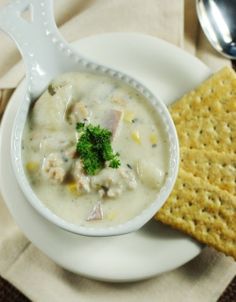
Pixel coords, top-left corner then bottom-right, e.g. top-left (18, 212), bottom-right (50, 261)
top-left (33, 82), bottom-right (73, 130)
top-left (66, 182), bottom-right (80, 195)
top-left (149, 133), bottom-right (158, 144)
top-left (131, 130), bottom-right (141, 144)
top-left (106, 212), bottom-right (117, 221)
top-left (136, 160), bottom-right (164, 188)
top-left (26, 162), bottom-right (39, 172)
top-left (124, 111), bottom-right (135, 123)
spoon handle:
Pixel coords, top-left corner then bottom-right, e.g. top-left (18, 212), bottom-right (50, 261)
top-left (0, 0), bottom-right (80, 98)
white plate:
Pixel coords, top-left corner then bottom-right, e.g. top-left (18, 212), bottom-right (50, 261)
top-left (0, 33), bottom-right (210, 282)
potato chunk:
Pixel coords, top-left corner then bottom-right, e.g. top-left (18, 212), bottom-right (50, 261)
top-left (136, 160), bottom-right (164, 189)
top-left (33, 82), bottom-right (73, 130)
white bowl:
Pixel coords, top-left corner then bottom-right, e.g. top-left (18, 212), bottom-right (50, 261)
top-left (11, 79), bottom-right (179, 237)
top-left (0, 0), bottom-right (179, 236)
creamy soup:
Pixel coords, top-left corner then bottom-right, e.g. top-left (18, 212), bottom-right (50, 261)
top-left (22, 72), bottom-right (169, 227)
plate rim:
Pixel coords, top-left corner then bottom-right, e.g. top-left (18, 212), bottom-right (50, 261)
top-left (0, 32), bottom-right (209, 282)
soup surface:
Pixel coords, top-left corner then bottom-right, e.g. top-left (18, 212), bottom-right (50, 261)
top-left (22, 72), bottom-right (169, 227)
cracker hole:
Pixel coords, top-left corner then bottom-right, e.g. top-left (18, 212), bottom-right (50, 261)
top-left (218, 198), bottom-right (223, 206)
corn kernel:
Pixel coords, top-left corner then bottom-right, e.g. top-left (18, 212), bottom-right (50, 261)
top-left (107, 212), bottom-right (117, 221)
top-left (67, 183), bottom-right (80, 195)
top-left (131, 130), bottom-right (141, 144)
top-left (124, 111), bottom-right (135, 123)
top-left (26, 162), bottom-right (39, 172)
top-left (149, 133), bottom-right (158, 144)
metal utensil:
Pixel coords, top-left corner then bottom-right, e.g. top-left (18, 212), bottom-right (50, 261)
top-left (196, 0), bottom-right (236, 59)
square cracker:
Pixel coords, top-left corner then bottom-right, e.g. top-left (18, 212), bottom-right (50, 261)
top-left (155, 170), bottom-right (236, 259)
top-left (170, 67), bottom-right (236, 124)
top-left (180, 148), bottom-right (236, 195)
top-left (155, 67), bottom-right (236, 259)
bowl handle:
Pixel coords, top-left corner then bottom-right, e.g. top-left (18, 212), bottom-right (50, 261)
top-left (0, 0), bottom-right (79, 98)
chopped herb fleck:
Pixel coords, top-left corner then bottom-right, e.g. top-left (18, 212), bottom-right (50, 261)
top-left (76, 123), bottom-right (121, 175)
top-left (152, 144), bottom-right (157, 148)
top-left (48, 83), bottom-right (56, 96)
top-left (127, 163), bottom-right (132, 169)
top-left (62, 156), bottom-right (69, 162)
top-left (132, 118), bottom-right (138, 123)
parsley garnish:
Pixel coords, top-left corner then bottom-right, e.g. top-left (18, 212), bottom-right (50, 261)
top-left (76, 123), bottom-right (121, 175)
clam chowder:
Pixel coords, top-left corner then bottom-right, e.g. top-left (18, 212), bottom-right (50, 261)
top-left (22, 72), bottom-right (169, 227)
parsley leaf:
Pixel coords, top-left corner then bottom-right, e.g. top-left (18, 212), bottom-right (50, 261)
top-left (76, 123), bottom-right (121, 175)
